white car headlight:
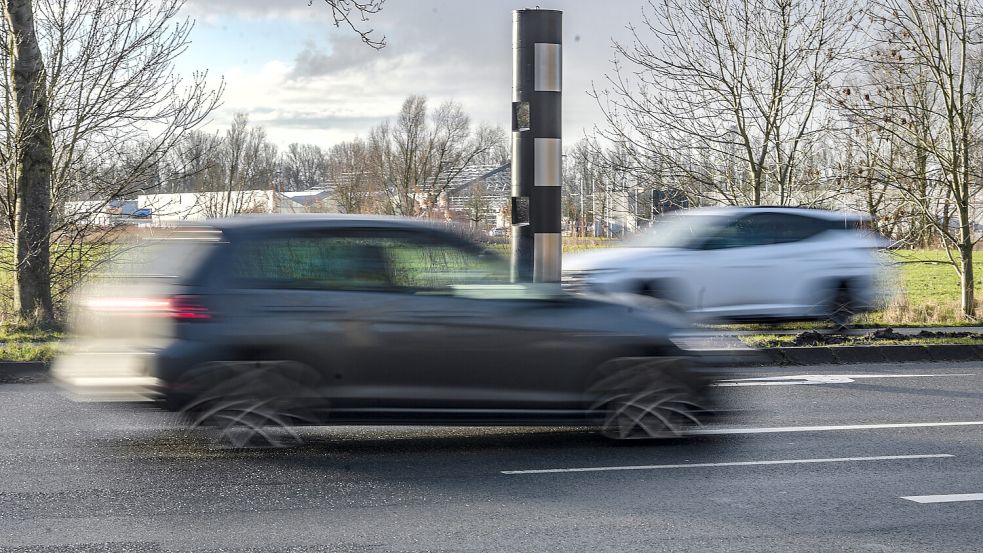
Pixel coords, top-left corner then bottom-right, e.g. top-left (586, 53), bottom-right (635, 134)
top-left (562, 268), bottom-right (617, 293)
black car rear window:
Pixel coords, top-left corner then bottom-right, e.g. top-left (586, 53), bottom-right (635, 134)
top-left (99, 228), bottom-right (221, 281)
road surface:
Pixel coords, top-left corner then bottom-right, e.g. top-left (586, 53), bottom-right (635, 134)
top-left (1, 361), bottom-right (981, 552)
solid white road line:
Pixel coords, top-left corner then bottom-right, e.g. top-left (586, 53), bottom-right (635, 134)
top-left (902, 493), bottom-right (983, 504)
top-left (501, 454), bottom-right (953, 475)
top-left (715, 373), bottom-right (976, 387)
top-left (688, 421), bottom-right (983, 435)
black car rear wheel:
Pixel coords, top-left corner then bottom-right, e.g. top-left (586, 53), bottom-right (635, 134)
top-left (178, 360), bottom-right (323, 448)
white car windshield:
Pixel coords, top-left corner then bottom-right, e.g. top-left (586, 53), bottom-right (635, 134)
top-left (626, 213), bottom-right (729, 249)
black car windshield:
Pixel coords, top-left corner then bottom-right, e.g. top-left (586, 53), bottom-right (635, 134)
top-left (626, 213), bottom-right (729, 249)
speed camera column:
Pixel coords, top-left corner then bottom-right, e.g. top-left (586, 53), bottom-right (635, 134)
top-left (511, 9), bottom-right (562, 283)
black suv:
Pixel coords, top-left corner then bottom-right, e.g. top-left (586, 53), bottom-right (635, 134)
top-left (54, 216), bottom-right (713, 445)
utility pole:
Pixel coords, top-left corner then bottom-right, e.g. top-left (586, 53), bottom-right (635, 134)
top-left (510, 9), bottom-right (562, 283)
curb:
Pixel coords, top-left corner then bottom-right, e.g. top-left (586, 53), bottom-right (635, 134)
top-left (698, 344), bottom-right (983, 367)
top-left (0, 361), bottom-right (49, 384)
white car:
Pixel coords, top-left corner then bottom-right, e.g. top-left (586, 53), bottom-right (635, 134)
top-left (564, 207), bottom-right (889, 327)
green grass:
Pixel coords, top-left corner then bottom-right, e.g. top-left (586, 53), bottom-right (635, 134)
top-left (562, 237), bottom-right (623, 253)
top-left (0, 322), bottom-right (64, 342)
top-left (885, 249), bottom-right (979, 305)
top-left (486, 236), bottom-right (622, 256)
top-left (0, 322), bottom-right (64, 362)
top-left (854, 249), bottom-right (983, 327)
top-left (0, 321), bottom-right (63, 363)
top-left (0, 341), bottom-right (58, 362)
top-left (742, 333), bottom-right (983, 348)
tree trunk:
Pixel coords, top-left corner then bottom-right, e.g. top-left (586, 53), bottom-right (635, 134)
top-left (4, 0), bottom-right (54, 325)
top-left (751, 167), bottom-right (762, 206)
top-left (960, 243), bottom-right (974, 319)
top-left (958, 197), bottom-right (974, 318)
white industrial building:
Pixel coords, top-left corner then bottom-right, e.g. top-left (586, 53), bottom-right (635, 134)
top-left (137, 190), bottom-right (311, 223)
top-left (64, 189), bottom-right (328, 227)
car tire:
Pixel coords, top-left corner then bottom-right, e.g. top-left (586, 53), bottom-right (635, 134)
top-left (828, 285), bottom-right (854, 331)
top-left (586, 357), bottom-right (712, 440)
top-left (178, 360), bottom-right (324, 449)
top-left (638, 280), bottom-right (685, 312)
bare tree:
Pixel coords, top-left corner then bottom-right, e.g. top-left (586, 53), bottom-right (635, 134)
top-left (369, 95), bottom-right (499, 217)
top-left (419, 101), bottom-right (501, 216)
top-left (328, 138), bottom-right (371, 213)
top-left (313, 0), bottom-right (386, 49)
top-left (596, 0), bottom-right (854, 207)
top-left (367, 120), bottom-right (397, 214)
top-left (198, 113), bottom-right (278, 218)
top-left (0, 0), bottom-right (387, 324)
top-left (283, 143), bottom-right (327, 192)
top-left (564, 137), bottom-right (655, 237)
top-left (386, 95), bottom-right (427, 216)
top-left (162, 130), bottom-right (224, 195)
top-left (471, 125), bottom-right (510, 166)
top-left (1, 0), bottom-right (223, 321)
top-left (565, 138), bottom-right (601, 236)
top-left (462, 178), bottom-right (490, 229)
top-left (840, 0), bottom-right (983, 317)
top-left (2, 0), bottom-right (54, 323)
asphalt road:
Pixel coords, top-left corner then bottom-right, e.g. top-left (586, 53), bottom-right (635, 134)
top-left (2, 361), bottom-right (982, 552)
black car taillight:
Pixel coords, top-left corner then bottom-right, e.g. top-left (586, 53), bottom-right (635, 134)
top-left (84, 295), bottom-right (212, 320)
top-left (167, 295), bottom-right (212, 320)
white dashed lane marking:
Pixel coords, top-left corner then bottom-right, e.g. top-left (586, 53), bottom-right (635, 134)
top-left (690, 421), bottom-right (983, 435)
top-left (715, 373), bottom-right (976, 386)
top-left (902, 493), bottom-right (983, 504)
top-left (501, 454), bottom-right (953, 475)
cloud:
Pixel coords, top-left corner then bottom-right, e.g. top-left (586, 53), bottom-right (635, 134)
top-left (184, 0), bottom-right (642, 147)
top-left (183, 0), bottom-right (322, 20)
top-left (288, 36), bottom-right (383, 79)
top-left (265, 114), bottom-right (382, 130)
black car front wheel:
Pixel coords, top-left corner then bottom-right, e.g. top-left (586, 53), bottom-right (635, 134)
top-left (587, 357), bottom-right (712, 440)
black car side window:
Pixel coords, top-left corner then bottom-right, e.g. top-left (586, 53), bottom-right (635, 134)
top-left (385, 237), bottom-right (508, 293)
top-left (231, 234), bottom-right (394, 291)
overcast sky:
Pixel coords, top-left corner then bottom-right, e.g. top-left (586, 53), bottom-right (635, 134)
top-left (178, 0), bottom-right (641, 148)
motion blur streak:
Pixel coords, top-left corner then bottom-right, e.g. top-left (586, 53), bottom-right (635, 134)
top-left (564, 207), bottom-right (892, 328)
top-left (81, 295), bottom-right (211, 319)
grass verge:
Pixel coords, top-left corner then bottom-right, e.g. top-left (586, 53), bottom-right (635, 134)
top-left (742, 329), bottom-right (983, 348)
top-left (0, 342), bottom-right (58, 362)
top-left (0, 322), bottom-right (64, 342)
